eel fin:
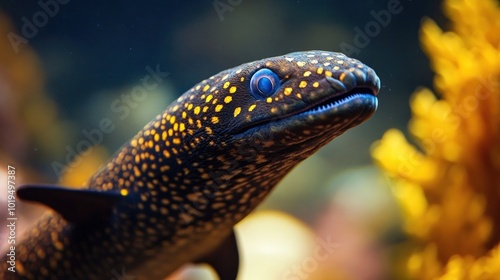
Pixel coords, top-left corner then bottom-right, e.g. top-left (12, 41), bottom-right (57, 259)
top-left (17, 184), bottom-right (122, 225)
top-left (195, 229), bottom-right (240, 280)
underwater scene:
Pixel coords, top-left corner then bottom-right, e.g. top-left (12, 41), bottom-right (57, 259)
top-left (0, 0), bottom-right (499, 279)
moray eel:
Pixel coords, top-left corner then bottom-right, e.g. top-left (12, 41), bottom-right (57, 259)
top-left (1, 50), bottom-right (380, 280)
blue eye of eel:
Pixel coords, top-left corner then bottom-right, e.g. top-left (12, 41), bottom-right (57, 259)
top-left (1, 50), bottom-right (381, 280)
top-left (250, 68), bottom-right (280, 98)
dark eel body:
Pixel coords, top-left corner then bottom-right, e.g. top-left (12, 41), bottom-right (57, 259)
top-left (0, 51), bottom-right (380, 279)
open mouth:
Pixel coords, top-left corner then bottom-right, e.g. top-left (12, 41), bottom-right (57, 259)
top-left (231, 85), bottom-right (378, 136)
top-left (298, 87), bottom-right (377, 117)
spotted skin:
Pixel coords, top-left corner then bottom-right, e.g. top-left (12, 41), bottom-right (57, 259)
top-left (0, 51), bottom-right (380, 279)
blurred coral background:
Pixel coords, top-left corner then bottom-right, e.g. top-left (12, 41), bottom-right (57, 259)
top-left (373, 0), bottom-right (500, 278)
top-left (1, 0), bottom-right (499, 279)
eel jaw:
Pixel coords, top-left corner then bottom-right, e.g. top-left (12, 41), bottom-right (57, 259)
top-left (296, 87), bottom-right (378, 118)
top-left (232, 84), bottom-right (378, 140)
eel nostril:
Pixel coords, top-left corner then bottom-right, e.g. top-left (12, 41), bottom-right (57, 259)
top-left (325, 76), bottom-right (347, 92)
top-left (339, 71), bottom-right (357, 89)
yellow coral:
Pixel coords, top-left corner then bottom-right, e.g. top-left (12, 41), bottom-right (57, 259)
top-left (372, 0), bottom-right (500, 278)
top-left (59, 145), bottom-right (109, 188)
top-left (0, 13), bottom-right (70, 169)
